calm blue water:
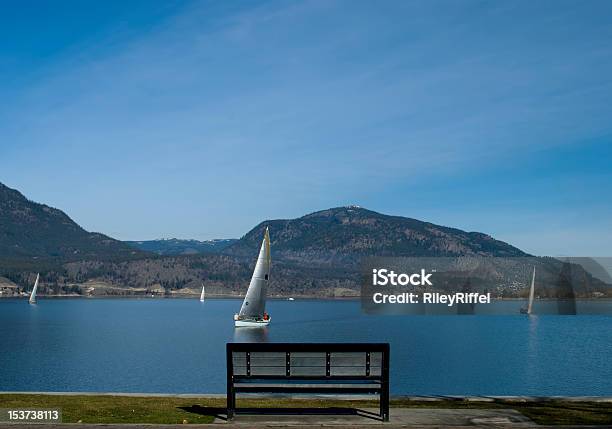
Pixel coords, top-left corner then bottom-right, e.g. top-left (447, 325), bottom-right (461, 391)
top-left (1, 298), bottom-right (611, 396)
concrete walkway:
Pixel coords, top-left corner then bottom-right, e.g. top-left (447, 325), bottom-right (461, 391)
top-left (0, 408), bottom-right (540, 428)
top-left (215, 407), bottom-right (534, 426)
top-left (1, 408), bottom-right (608, 429)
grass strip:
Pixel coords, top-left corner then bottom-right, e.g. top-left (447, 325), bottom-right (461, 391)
top-left (1, 394), bottom-right (611, 425)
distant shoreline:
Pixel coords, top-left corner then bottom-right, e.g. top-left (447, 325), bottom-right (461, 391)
top-left (2, 295), bottom-right (612, 302)
top-left (0, 294), bottom-right (361, 301)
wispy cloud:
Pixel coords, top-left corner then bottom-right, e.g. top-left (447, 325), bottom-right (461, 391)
top-left (2, 0), bottom-right (611, 253)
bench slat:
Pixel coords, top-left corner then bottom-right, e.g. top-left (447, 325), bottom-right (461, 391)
top-left (289, 352), bottom-right (326, 358)
top-left (290, 366), bottom-right (327, 376)
top-left (235, 383), bottom-right (381, 389)
top-left (233, 357), bottom-right (246, 363)
top-left (290, 356), bottom-right (326, 366)
top-left (233, 375), bottom-right (383, 381)
top-left (250, 366), bottom-right (286, 376)
top-left (331, 352), bottom-right (366, 358)
top-left (234, 385), bottom-right (382, 394)
top-left (250, 351), bottom-right (286, 358)
top-left (249, 356), bottom-right (285, 366)
top-left (330, 355), bottom-right (366, 366)
top-left (331, 366), bottom-right (367, 376)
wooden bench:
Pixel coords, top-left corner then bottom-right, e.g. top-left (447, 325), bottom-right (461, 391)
top-left (226, 343), bottom-right (390, 421)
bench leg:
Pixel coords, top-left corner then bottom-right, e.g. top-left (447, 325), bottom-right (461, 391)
top-left (226, 387), bottom-right (235, 420)
top-left (381, 346), bottom-right (390, 422)
top-left (380, 393), bottom-right (389, 422)
top-left (227, 385), bottom-right (236, 420)
top-left (226, 346), bottom-right (235, 420)
top-left (380, 384), bottom-right (389, 421)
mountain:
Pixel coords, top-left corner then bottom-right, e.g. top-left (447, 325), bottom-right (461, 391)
top-left (125, 238), bottom-right (237, 256)
top-left (226, 206), bottom-right (527, 264)
top-left (1, 184), bottom-right (608, 298)
top-left (0, 182), bottom-right (143, 263)
top-left (75, 207), bottom-right (607, 299)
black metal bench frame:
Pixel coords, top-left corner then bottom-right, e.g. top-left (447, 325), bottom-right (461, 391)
top-left (226, 343), bottom-right (390, 421)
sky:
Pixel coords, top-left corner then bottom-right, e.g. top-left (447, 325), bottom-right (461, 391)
top-left (1, 0), bottom-right (611, 256)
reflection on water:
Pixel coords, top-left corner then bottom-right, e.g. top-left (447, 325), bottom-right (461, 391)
top-left (233, 327), bottom-right (269, 343)
top-left (281, 314), bottom-right (363, 326)
top-left (524, 315), bottom-right (540, 391)
top-left (527, 315), bottom-right (539, 361)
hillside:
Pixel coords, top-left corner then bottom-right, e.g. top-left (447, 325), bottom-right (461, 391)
top-left (226, 206), bottom-right (527, 264)
top-left (125, 238), bottom-right (237, 255)
top-left (0, 182), bottom-right (144, 262)
top-left (1, 184), bottom-right (608, 299)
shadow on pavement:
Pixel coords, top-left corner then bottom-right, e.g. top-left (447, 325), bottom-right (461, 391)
top-left (178, 406), bottom-right (228, 421)
top-left (178, 405), bottom-right (382, 421)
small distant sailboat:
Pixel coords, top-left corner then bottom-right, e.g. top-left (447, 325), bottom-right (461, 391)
top-left (199, 284), bottom-right (206, 302)
top-left (29, 273), bottom-right (40, 304)
top-left (234, 227), bottom-right (271, 327)
top-left (520, 267), bottom-right (536, 315)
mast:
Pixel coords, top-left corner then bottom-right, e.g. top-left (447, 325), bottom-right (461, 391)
top-left (238, 227), bottom-right (271, 319)
top-left (527, 266), bottom-right (536, 315)
top-left (29, 273), bottom-right (39, 304)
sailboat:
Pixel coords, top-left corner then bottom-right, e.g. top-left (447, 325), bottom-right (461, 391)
top-left (199, 284), bottom-right (206, 302)
top-left (520, 267), bottom-right (536, 315)
top-left (29, 273), bottom-right (40, 304)
top-left (234, 227), bottom-right (271, 327)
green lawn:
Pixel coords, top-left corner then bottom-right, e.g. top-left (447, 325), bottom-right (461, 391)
top-left (0, 394), bottom-right (219, 424)
top-left (1, 394), bottom-right (611, 425)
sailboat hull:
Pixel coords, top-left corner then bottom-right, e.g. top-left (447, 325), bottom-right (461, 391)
top-left (234, 317), bottom-right (271, 328)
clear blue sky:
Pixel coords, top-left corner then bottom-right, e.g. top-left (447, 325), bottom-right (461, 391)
top-left (1, 0), bottom-right (611, 256)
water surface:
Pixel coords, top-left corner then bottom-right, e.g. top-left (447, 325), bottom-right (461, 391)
top-left (1, 298), bottom-right (611, 395)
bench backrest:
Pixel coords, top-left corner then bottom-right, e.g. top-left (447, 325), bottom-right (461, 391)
top-left (227, 343), bottom-right (389, 380)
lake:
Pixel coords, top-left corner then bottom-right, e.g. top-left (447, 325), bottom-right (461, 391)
top-left (1, 298), bottom-right (611, 396)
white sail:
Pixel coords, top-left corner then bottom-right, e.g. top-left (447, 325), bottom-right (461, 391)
top-left (199, 284), bottom-right (206, 302)
top-left (238, 227), bottom-right (271, 319)
top-left (29, 273), bottom-right (39, 304)
top-left (527, 266), bottom-right (536, 315)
